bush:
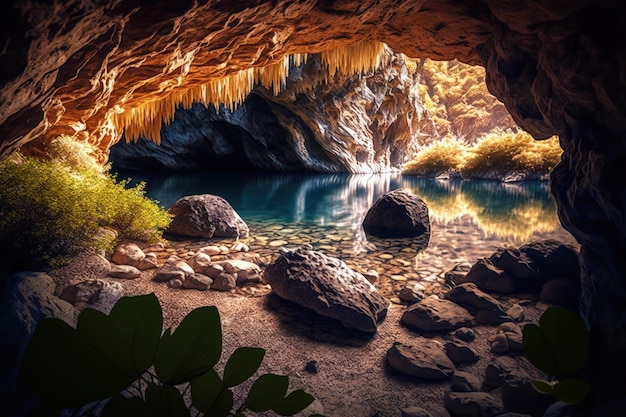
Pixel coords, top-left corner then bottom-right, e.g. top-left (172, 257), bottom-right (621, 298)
top-left (0, 155), bottom-right (170, 271)
top-left (401, 137), bottom-right (466, 176)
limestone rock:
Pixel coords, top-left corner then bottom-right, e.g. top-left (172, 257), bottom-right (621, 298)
top-left (58, 279), bottom-right (124, 314)
top-left (362, 189), bottom-right (431, 238)
top-left (166, 194), bottom-right (249, 239)
top-left (444, 392), bottom-right (503, 417)
top-left (153, 257), bottom-right (195, 283)
top-left (401, 296), bottom-right (472, 333)
top-left (109, 264), bottom-right (142, 279)
top-left (387, 340), bottom-right (456, 380)
top-left (263, 246), bottom-right (388, 333)
top-left (111, 243), bottom-right (146, 268)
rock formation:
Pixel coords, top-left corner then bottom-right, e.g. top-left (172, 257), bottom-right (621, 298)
top-left (110, 50), bottom-right (426, 173)
top-left (2, 0), bottom-right (626, 414)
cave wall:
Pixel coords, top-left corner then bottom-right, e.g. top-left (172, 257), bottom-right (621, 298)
top-left (110, 50), bottom-right (429, 173)
top-left (2, 0), bottom-right (626, 414)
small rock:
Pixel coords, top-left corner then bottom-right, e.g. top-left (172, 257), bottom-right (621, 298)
top-left (188, 252), bottom-right (212, 274)
top-left (401, 406), bottom-right (451, 417)
top-left (198, 245), bottom-right (222, 256)
top-left (498, 322), bottom-right (522, 334)
top-left (230, 242), bottom-right (249, 252)
top-left (168, 279), bottom-right (183, 289)
top-left (489, 333), bottom-right (510, 354)
top-left (109, 264), bottom-right (142, 279)
top-left (401, 296), bottom-right (472, 333)
top-left (386, 340), bottom-right (456, 380)
top-left (399, 281), bottom-right (426, 303)
top-left (464, 258), bottom-right (516, 294)
top-left (506, 304), bottom-right (525, 322)
top-left (444, 392), bottom-right (504, 417)
top-left (305, 360), bottom-right (318, 374)
top-left (475, 309), bottom-right (513, 326)
top-left (484, 356), bottom-right (519, 388)
top-left (183, 273), bottom-right (213, 290)
top-left (445, 340), bottom-right (480, 364)
top-left (444, 262), bottom-right (472, 286)
top-left (111, 242), bottom-right (146, 268)
top-left (153, 258), bottom-right (195, 283)
top-left (138, 252), bottom-right (158, 270)
top-left (501, 369), bottom-right (552, 416)
top-left (214, 259), bottom-right (262, 285)
top-left (211, 272), bottom-right (237, 291)
top-left (451, 371), bottom-right (483, 392)
top-left (362, 269), bottom-right (379, 283)
top-left (454, 327), bottom-right (476, 342)
top-left (504, 331), bottom-right (524, 352)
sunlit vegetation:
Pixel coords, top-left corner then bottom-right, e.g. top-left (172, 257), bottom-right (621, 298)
top-left (403, 131), bottom-right (562, 179)
top-left (404, 179), bottom-right (560, 242)
top-left (0, 138), bottom-right (171, 271)
top-left (417, 59), bottom-right (516, 140)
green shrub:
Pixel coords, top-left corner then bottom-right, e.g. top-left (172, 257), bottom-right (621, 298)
top-left (0, 155), bottom-right (170, 271)
top-left (20, 294), bottom-right (320, 417)
top-left (401, 137), bottom-right (466, 176)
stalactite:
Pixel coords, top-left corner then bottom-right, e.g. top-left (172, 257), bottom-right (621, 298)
top-left (112, 42), bottom-right (384, 143)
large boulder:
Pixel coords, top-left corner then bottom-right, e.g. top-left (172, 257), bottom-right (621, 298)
top-left (166, 194), bottom-right (249, 239)
top-left (0, 272), bottom-right (78, 416)
top-left (362, 189), bottom-right (430, 238)
top-left (263, 246), bottom-right (389, 333)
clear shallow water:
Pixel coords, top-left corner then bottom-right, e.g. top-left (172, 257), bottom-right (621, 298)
top-left (120, 171), bottom-right (565, 244)
top-left (119, 171), bottom-right (576, 298)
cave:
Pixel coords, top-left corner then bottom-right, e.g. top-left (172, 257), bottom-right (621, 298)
top-left (1, 1), bottom-right (626, 416)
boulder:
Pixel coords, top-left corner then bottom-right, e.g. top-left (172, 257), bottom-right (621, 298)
top-left (0, 272), bottom-right (78, 417)
top-left (362, 189), bottom-right (431, 238)
top-left (153, 256), bottom-right (196, 283)
top-left (387, 340), bottom-right (456, 380)
top-left (464, 258), bottom-right (516, 294)
top-left (58, 279), bottom-right (124, 314)
top-left (111, 243), bottom-right (146, 268)
top-left (444, 262), bottom-right (473, 286)
top-left (166, 194), bottom-right (249, 239)
top-left (263, 246), bottom-right (388, 333)
top-left (401, 296), bottom-right (472, 333)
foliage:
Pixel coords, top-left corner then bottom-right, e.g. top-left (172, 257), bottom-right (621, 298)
top-left (522, 307), bottom-right (591, 405)
top-left (402, 130), bottom-right (562, 179)
top-left (45, 134), bottom-right (106, 173)
top-left (401, 137), bottom-right (466, 176)
top-left (0, 152), bottom-right (170, 271)
top-left (20, 294), bottom-right (319, 417)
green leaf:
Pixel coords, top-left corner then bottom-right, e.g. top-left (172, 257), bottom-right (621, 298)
top-left (273, 389), bottom-right (315, 416)
top-left (20, 318), bottom-right (134, 406)
top-left (109, 294), bottom-right (163, 374)
top-left (191, 369), bottom-right (225, 413)
top-left (553, 379), bottom-right (591, 405)
top-left (145, 383), bottom-right (190, 417)
top-left (539, 307), bottom-right (588, 376)
top-left (530, 379), bottom-right (555, 395)
top-left (244, 374), bottom-right (289, 412)
top-left (523, 307), bottom-right (589, 378)
top-left (154, 306), bottom-right (222, 385)
top-left (102, 394), bottom-right (153, 417)
top-left (223, 347), bottom-right (265, 387)
top-left (523, 323), bottom-right (557, 375)
top-left (77, 308), bottom-right (135, 377)
top-left (208, 388), bottom-right (234, 417)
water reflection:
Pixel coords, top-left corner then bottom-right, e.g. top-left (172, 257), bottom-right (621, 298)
top-left (120, 171), bottom-right (560, 244)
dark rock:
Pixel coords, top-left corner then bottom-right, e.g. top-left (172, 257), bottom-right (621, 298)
top-left (475, 309), bottom-right (513, 326)
top-left (445, 340), bottom-right (480, 364)
top-left (506, 304), bottom-right (525, 322)
top-left (399, 281), bottom-right (426, 303)
top-left (464, 258), bottom-right (516, 294)
top-left (59, 279), bottom-right (124, 314)
top-left (540, 278), bottom-right (580, 309)
top-left (455, 327), bottom-right (476, 342)
top-left (305, 360), bottom-right (318, 374)
top-left (444, 392), bottom-right (503, 417)
top-left (362, 189), bottom-right (431, 238)
top-left (263, 246), bottom-right (388, 333)
top-left (109, 264), bottom-right (142, 279)
top-left (446, 283), bottom-right (504, 312)
top-left (387, 340), bottom-right (456, 380)
top-left (484, 356), bottom-right (519, 388)
top-left (444, 262), bottom-right (473, 286)
top-left (166, 194), bottom-right (249, 239)
top-left (501, 369), bottom-right (552, 416)
top-left (0, 272), bottom-right (78, 417)
top-left (401, 296), bottom-right (472, 333)
top-left (451, 371), bottom-right (483, 392)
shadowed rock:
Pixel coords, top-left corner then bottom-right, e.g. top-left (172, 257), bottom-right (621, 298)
top-left (363, 189), bottom-right (431, 238)
top-left (263, 246), bottom-right (389, 333)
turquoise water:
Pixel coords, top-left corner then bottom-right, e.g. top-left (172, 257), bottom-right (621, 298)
top-left (119, 171), bottom-right (564, 244)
